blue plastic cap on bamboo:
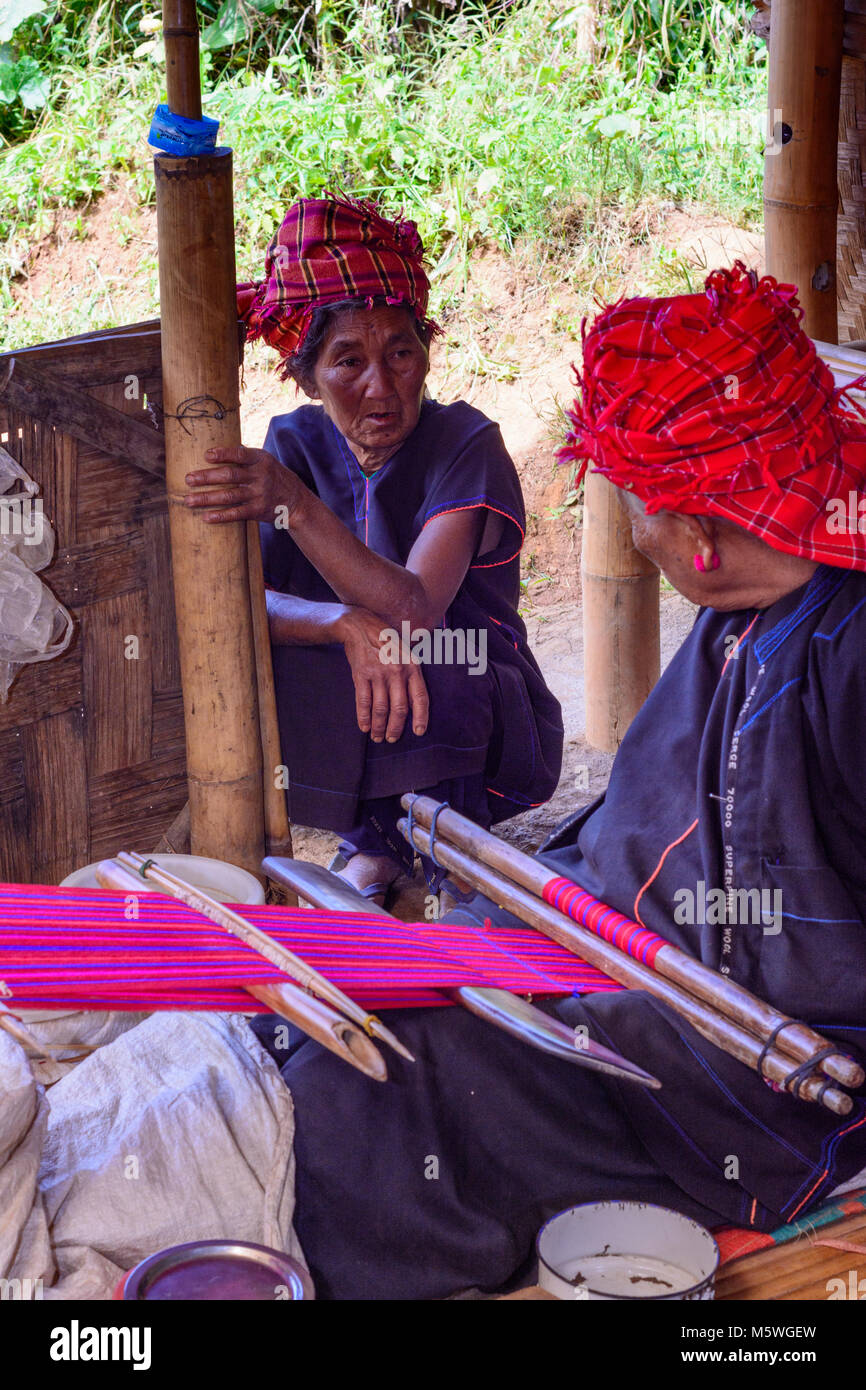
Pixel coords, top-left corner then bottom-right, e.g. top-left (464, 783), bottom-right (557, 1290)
top-left (148, 103), bottom-right (230, 157)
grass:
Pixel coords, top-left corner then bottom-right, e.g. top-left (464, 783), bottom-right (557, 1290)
top-left (0, 0), bottom-right (768, 351)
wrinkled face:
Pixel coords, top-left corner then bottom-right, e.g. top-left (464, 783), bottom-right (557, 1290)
top-left (618, 487), bottom-right (707, 603)
top-left (306, 304), bottom-right (429, 463)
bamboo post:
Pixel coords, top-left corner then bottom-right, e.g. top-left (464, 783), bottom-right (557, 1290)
top-left (154, 0), bottom-right (265, 879)
top-left (247, 522), bottom-right (295, 865)
top-left (581, 470), bottom-right (660, 751)
top-left (764, 0), bottom-right (844, 341)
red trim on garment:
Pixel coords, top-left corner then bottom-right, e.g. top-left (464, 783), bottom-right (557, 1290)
top-left (421, 502), bottom-right (525, 568)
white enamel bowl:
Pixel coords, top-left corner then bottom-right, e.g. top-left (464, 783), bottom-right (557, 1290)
top-left (537, 1200), bottom-right (719, 1301)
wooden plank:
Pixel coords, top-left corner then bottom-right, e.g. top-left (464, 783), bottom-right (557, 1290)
top-left (0, 322), bottom-right (164, 389)
top-left (82, 591), bottom-right (152, 776)
top-left (143, 513), bottom-right (182, 693)
top-left (88, 754), bottom-right (187, 862)
top-left (0, 645), bottom-right (82, 733)
top-left (51, 425), bottom-right (77, 551)
top-left (0, 727), bottom-right (28, 882)
top-left (48, 530), bottom-right (145, 609)
top-left (151, 690), bottom-right (186, 758)
top-left (74, 447), bottom-right (164, 543)
top-left (0, 356), bottom-right (165, 478)
top-left (21, 709), bottom-right (89, 883)
top-left (717, 1211), bottom-right (866, 1300)
top-left (0, 318), bottom-right (242, 389)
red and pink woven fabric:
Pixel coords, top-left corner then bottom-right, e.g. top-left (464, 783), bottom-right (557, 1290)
top-left (0, 885), bottom-right (620, 1013)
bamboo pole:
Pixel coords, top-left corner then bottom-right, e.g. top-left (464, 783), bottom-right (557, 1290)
top-left (246, 522), bottom-right (295, 869)
top-left (582, 470), bottom-right (660, 751)
top-left (163, 0), bottom-right (202, 119)
top-left (764, 0), bottom-right (844, 341)
top-left (404, 794), bottom-right (864, 1091)
top-left (154, 0), bottom-right (265, 879)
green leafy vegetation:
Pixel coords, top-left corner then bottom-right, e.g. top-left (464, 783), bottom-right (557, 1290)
top-left (0, 0), bottom-right (767, 348)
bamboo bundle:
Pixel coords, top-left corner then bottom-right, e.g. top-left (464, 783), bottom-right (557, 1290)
top-left (400, 795), bottom-right (864, 1116)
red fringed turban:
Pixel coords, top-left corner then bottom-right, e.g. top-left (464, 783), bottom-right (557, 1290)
top-left (236, 195), bottom-right (438, 375)
top-left (560, 263), bottom-right (866, 570)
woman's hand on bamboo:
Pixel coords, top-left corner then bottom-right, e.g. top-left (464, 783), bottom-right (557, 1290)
top-left (336, 606), bottom-right (429, 743)
top-left (184, 446), bottom-right (304, 524)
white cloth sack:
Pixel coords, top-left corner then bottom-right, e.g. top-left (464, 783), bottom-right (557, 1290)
top-left (0, 446), bottom-right (73, 700)
top-left (0, 1011), bottom-right (303, 1300)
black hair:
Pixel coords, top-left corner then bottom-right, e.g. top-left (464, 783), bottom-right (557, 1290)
top-left (287, 297), bottom-right (431, 391)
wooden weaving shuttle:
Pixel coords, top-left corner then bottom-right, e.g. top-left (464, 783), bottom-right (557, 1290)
top-left (451, 987), bottom-right (659, 1087)
top-left (117, 851), bottom-right (414, 1065)
top-left (261, 855), bottom-right (659, 1088)
top-left (94, 860), bottom-right (388, 1082)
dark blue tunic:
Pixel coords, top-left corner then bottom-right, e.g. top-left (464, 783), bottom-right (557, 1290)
top-left (260, 399), bottom-right (563, 843)
top-left (530, 562), bottom-right (866, 1228)
top-left (253, 563), bottom-right (866, 1299)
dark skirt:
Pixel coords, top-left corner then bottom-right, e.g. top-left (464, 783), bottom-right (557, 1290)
top-left (250, 1000), bottom-right (741, 1301)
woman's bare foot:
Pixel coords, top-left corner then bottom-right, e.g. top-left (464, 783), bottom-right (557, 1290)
top-left (337, 852), bottom-right (403, 906)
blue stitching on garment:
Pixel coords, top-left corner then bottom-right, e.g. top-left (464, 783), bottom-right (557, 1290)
top-left (813, 592), bottom-right (866, 641)
top-left (330, 419), bottom-right (366, 522)
top-left (753, 567), bottom-right (848, 664)
top-left (676, 1033), bottom-right (817, 1168)
top-left (588, 1018), bottom-right (723, 1177)
top-left (738, 677), bottom-right (801, 734)
top-left (784, 1099), bottom-right (866, 1213)
top-left (778, 912), bottom-right (862, 924)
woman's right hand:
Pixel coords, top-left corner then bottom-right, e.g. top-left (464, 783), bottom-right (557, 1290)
top-left (335, 607), bottom-right (429, 743)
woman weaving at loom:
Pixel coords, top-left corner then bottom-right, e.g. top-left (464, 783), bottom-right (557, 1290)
top-left (183, 195), bottom-right (563, 904)
top-left (250, 264), bottom-right (866, 1299)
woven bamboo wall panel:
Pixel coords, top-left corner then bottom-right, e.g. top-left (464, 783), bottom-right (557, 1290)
top-left (0, 322), bottom-right (188, 885)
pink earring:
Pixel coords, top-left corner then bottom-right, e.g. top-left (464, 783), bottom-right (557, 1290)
top-left (694, 554), bottom-right (706, 573)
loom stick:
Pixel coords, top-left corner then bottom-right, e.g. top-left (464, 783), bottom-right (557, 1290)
top-left (397, 816), bottom-right (851, 1115)
top-left (260, 853), bottom-right (659, 1088)
top-left (0, 1000), bottom-right (42, 1051)
top-left (403, 795), bottom-right (864, 1093)
top-left (0, 1000), bottom-right (87, 1059)
top-left (155, 0), bottom-right (265, 879)
top-left (94, 860), bottom-right (387, 1081)
top-left (117, 851), bottom-right (414, 1063)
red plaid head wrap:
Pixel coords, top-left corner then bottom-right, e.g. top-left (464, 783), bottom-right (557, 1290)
top-left (236, 195), bottom-right (438, 374)
top-left (560, 262), bottom-right (866, 570)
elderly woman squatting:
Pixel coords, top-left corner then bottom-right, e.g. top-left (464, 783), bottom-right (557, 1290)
top-left (183, 198), bottom-right (563, 903)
